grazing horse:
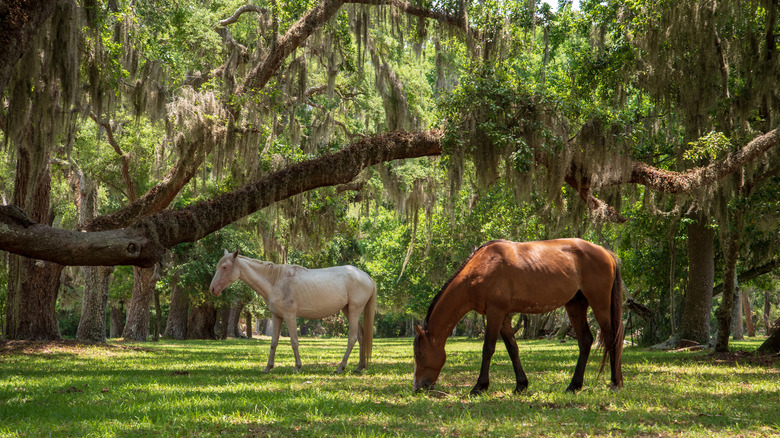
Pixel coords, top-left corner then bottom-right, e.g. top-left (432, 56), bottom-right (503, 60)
top-left (210, 250), bottom-right (376, 373)
top-left (413, 239), bottom-right (624, 394)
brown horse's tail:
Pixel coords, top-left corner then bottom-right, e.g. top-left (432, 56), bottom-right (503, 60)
top-left (360, 281), bottom-right (377, 367)
top-left (599, 253), bottom-right (624, 388)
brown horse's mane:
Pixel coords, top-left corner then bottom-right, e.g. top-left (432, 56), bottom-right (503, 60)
top-left (422, 240), bottom-right (506, 329)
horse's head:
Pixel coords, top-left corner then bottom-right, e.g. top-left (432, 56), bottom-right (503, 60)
top-left (209, 249), bottom-right (241, 296)
top-left (413, 324), bottom-right (446, 392)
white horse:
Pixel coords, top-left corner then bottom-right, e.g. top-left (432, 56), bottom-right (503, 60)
top-left (209, 250), bottom-right (377, 373)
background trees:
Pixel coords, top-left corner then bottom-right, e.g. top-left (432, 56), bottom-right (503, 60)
top-left (0, 0), bottom-right (778, 351)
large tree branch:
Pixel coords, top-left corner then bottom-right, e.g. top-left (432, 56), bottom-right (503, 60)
top-left (85, 134), bottom-right (213, 232)
top-left (0, 130), bottom-right (443, 266)
top-left (238, 0), bottom-right (475, 95)
top-left (3, 124), bottom-right (777, 264)
top-left (239, 0), bottom-right (346, 94)
top-left (624, 127), bottom-right (780, 193)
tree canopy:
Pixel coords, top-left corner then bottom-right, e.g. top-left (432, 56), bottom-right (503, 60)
top-left (1, 0), bottom-right (779, 347)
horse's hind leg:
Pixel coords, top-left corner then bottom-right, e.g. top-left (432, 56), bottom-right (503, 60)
top-left (500, 314), bottom-right (529, 394)
top-left (263, 314), bottom-right (283, 373)
top-left (336, 305), bottom-right (361, 373)
top-left (564, 291), bottom-right (593, 393)
top-left (471, 311), bottom-right (504, 395)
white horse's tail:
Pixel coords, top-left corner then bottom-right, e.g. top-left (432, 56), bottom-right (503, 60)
top-left (360, 281), bottom-right (377, 367)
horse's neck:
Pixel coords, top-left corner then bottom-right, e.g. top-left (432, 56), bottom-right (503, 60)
top-left (237, 257), bottom-right (284, 298)
top-left (426, 279), bottom-right (474, 342)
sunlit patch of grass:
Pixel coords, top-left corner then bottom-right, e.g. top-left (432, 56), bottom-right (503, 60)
top-left (1, 337), bottom-right (778, 437)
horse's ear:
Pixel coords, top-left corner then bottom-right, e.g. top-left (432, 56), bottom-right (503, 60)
top-left (414, 324), bottom-right (426, 337)
top-left (223, 249), bottom-right (230, 256)
top-left (232, 249), bottom-right (239, 259)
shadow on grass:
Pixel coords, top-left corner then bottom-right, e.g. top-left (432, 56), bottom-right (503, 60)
top-left (1, 337), bottom-right (779, 437)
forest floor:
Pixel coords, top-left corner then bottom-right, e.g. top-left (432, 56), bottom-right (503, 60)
top-left (1, 336), bottom-right (778, 437)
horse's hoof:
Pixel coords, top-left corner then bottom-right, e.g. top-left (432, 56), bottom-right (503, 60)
top-left (334, 367), bottom-right (345, 374)
top-left (513, 384), bottom-right (528, 394)
top-left (470, 385), bottom-right (489, 396)
top-left (262, 367), bottom-right (272, 374)
top-left (564, 384), bottom-right (581, 393)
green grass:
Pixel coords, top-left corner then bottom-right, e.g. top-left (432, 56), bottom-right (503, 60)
top-left (1, 336), bottom-right (778, 437)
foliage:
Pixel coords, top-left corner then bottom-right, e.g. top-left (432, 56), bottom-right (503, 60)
top-left (1, 338), bottom-right (778, 436)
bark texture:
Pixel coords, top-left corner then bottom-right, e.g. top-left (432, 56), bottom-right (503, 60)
top-left (677, 218), bottom-right (715, 346)
top-left (76, 266), bottom-right (114, 342)
top-left (187, 300), bottom-right (217, 340)
top-left (757, 318), bottom-right (780, 353)
top-left (121, 265), bottom-right (160, 341)
top-left (5, 147), bottom-right (63, 340)
top-left (163, 278), bottom-right (189, 340)
top-left (109, 300), bottom-right (124, 338)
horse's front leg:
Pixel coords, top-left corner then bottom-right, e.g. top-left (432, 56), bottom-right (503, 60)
top-left (471, 312), bottom-right (503, 395)
top-left (284, 314), bottom-right (303, 372)
top-left (336, 306), bottom-right (360, 374)
top-left (500, 314), bottom-right (529, 394)
top-left (263, 314), bottom-right (283, 373)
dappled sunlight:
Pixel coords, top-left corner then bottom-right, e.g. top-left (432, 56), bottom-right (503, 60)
top-left (2, 337), bottom-right (778, 436)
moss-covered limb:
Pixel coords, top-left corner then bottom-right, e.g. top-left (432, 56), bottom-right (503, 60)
top-left (345, 0), bottom-right (474, 36)
top-left (624, 127), bottom-right (780, 193)
top-left (239, 0), bottom-right (347, 94)
top-left (0, 130), bottom-right (443, 267)
top-left (147, 129), bottom-right (444, 249)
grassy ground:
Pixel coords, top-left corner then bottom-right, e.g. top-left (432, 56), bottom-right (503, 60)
top-left (1, 336), bottom-right (778, 437)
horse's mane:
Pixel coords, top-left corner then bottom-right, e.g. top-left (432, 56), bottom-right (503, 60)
top-left (422, 240), bottom-right (506, 329)
top-left (237, 255), bottom-right (287, 283)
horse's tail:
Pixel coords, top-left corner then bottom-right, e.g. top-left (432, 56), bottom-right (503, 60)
top-left (599, 252), bottom-right (624, 388)
top-left (360, 280), bottom-right (377, 367)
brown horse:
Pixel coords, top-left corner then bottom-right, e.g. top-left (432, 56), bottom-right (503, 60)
top-left (413, 238), bottom-right (624, 395)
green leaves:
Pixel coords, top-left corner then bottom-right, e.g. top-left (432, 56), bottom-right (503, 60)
top-left (683, 131), bottom-right (732, 162)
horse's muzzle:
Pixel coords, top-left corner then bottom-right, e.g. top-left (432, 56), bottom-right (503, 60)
top-left (413, 380), bottom-right (435, 393)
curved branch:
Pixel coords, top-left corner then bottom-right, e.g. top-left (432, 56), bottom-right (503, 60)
top-left (240, 0), bottom-right (346, 94)
top-left (239, 0), bottom-right (477, 95)
top-left (0, 129), bottom-right (444, 266)
top-left (219, 4), bottom-right (267, 27)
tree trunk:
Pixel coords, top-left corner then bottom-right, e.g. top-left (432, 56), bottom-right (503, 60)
top-left (109, 300), bottom-right (124, 338)
top-left (678, 218), bottom-right (715, 346)
top-left (187, 300), bottom-right (217, 340)
top-left (163, 278), bottom-right (189, 340)
top-left (730, 286), bottom-right (744, 341)
top-left (742, 289), bottom-right (755, 337)
top-left (245, 310), bottom-right (253, 338)
top-left (764, 290), bottom-right (771, 335)
top-left (75, 175), bottom-right (113, 343)
top-left (227, 301), bottom-right (248, 338)
top-left (757, 318), bottom-right (780, 354)
top-left (76, 266), bottom-right (114, 342)
top-left (121, 265), bottom-right (160, 341)
top-left (217, 306), bottom-right (230, 340)
top-left (6, 256), bottom-right (63, 340)
top-left (5, 146), bottom-right (62, 341)
top-left (152, 285), bottom-right (162, 341)
top-left (715, 208), bottom-right (743, 353)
